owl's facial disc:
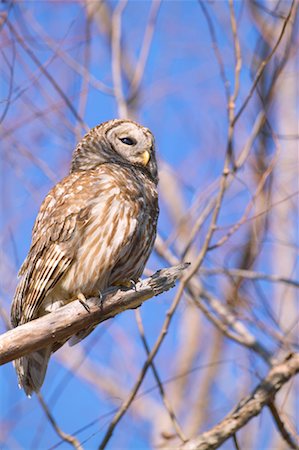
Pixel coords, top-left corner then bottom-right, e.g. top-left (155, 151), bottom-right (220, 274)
top-left (70, 119), bottom-right (158, 183)
top-left (107, 121), bottom-right (154, 168)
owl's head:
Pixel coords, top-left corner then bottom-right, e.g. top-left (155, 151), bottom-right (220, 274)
top-left (70, 119), bottom-right (158, 183)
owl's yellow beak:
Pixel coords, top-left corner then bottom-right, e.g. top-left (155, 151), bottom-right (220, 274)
top-left (141, 150), bottom-right (150, 166)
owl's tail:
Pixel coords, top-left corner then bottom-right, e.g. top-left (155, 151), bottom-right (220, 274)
top-left (14, 347), bottom-right (51, 397)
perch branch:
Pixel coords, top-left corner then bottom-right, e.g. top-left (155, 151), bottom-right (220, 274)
top-left (0, 264), bottom-right (189, 366)
top-left (181, 353), bottom-right (299, 450)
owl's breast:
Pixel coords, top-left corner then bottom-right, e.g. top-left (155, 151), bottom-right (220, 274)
top-left (45, 166), bottom-right (158, 306)
top-left (108, 173), bottom-right (159, 284)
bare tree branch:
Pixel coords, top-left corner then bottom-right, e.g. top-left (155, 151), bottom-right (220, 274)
top-left (268, 400), bottom-right (299, 450)
top-left (233, 0), bottom-right (295, 126)
top-left (5, 21), bottom-right (88, 130)
top-left (111, 0), bottom-right (128, 118)
top-left (128, 0), bottom-right (161, 101)
top-left (37, 393), bottom-right (83, 450)
top-left (155, 235), bottom-right (273, 364)
top-left (0, 264), bottom-right (189, 366)
top-left (181, 353), bottom-right (299, 450)
top-left (135, 309), bottom-right (187, 444)
top-left (200, 267), bottom-right (299, 288)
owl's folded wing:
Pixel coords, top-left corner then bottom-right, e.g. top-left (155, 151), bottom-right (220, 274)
top-left (11, 172), bottom-right (94, 326)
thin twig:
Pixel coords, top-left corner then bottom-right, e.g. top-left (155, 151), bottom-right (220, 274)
top-left (111, 0), bottom-right (128, 118)
top-left (226, 0), bottom-right (242, 166)
top-left (128, 0), bottom-right (161, 100)
top-left (75, 16), bottom-right (91, 142)
top-left (18, 8), bottom-right (113, 95)
top-left (135, 309), bottom-right (187, 443)
top-left (224, 0), bottom-right (241, 168)
top-left (186, 328), bottom-right (224, 435)
top-left (191, 287), bottom-right (273, 364)
top-left (199, 1), bottom-right (230, 102)
top-left (6, 21), bottom-right (88, 129)
top-left (200, 267), bottom-right (299, 288)
top-left (208, 143), bottom-right (279, 251)
top-left (233, 0), bottom-right (295, 126)
top-left (155, 236), bottom-right (273, 364)
top-left (232, 433), bottom-right (241, 450)
top-left (268, 400), bottom-right (299, 450)
top-left (37, 393), bottom-right (83, 450)
top-left (229, 0), bottom-right (242, 111)
top-left (98, 269), bottom-right (190, 449)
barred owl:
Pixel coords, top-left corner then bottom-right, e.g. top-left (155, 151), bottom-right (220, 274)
top-left (11, 119), bottom-right (159, 396)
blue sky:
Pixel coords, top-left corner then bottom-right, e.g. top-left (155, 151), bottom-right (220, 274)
top-left (0, 1), bottom-right (298, 448)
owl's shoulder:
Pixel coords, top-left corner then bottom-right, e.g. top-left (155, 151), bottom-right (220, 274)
top-left (35, 169), bottom-right (117, 223)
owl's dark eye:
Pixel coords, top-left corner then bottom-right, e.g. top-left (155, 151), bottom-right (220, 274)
top-left (119, 137), bottom-right (136, 146)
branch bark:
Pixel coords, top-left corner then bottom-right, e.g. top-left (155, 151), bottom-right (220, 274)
top-left (181, 353), bottom-right (299, 450)
top-left (0, 264), bottom-right (189, 366)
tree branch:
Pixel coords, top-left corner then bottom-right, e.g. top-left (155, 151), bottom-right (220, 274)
top-left (268, 400), bottom-right (299, 450)
top-left (0, 264), bottom-right (189, 366)
top-left (37, 393), bottom-right (83, 450)
top-left (181, 353), bottom-right (299, 450)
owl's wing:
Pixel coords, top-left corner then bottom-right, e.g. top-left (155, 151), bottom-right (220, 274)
top-left (11, 172), bottom-right (93, 326)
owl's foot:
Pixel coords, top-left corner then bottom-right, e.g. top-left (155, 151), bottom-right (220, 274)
top-left (113, 280), bottom-right (137, 291)
top-left (77, 293), bottom-right (91, 313)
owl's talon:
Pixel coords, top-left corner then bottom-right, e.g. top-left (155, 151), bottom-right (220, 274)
top-left (113, 280), bottom-right (137, 291)
top-left (98, 290), bottom-right (104, 309)
top-left (78, 293), bottom-right (90, 313)
top-left (79, 300), bottom-right (90, 313)
top-left (129, 279), bottom-right (137, 291)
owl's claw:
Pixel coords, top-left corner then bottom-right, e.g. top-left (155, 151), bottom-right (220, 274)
top-left (129, 279), bottom-right (137, 291)
top-left (113, 279), bottom-right (138, 291)
top-left (77, 293), bottom-right (90, 313)
top-left (99, 290), bottom-right (104, 309)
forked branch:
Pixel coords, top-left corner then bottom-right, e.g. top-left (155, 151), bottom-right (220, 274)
top-left (181, 353), bottom-right (299, 450)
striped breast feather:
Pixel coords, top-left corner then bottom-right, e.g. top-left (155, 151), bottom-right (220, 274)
top-left (64, 185), bottom-right (141, 294)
